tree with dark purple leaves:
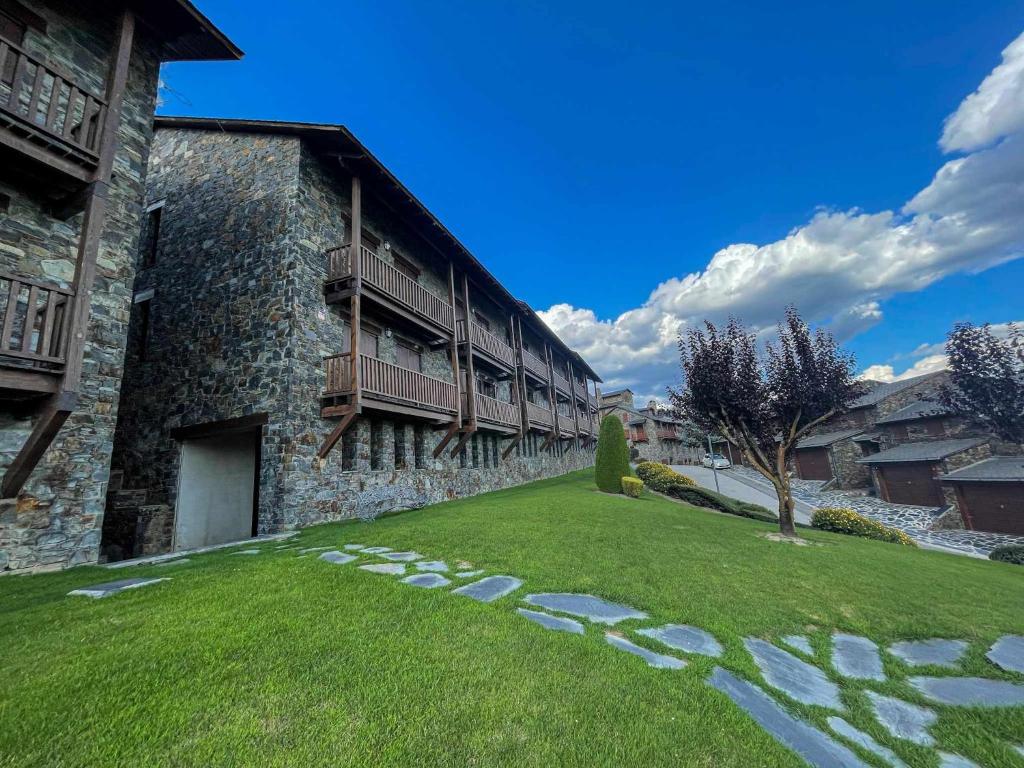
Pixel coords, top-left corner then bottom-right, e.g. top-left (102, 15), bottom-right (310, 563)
top-left (669, 307), bottom-right (862, 537)
top-left (940, 322), bottom-right (1024, 444)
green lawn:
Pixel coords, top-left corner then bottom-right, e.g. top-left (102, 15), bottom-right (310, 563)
top-left (1, 469), bottom-right (1022, 767)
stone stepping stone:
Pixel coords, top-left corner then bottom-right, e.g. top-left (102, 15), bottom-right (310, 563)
top-left (888, 639), bottom-right (968, 669)
top-left (402, 573), bottom-right (451, 589)
top-left (155, 559), bottom-right (190, 567)
top-left (832, 633), bottom-right (885, 681)
top-left (359, 547), bottom-right (392, 554)
top-left (781, 635), bottom-right (814, 656)
top-left (865, 692), bottom-right (935, 746)
top-left (359, 563), bottom-right (407, 576)
top-left (319, 551), bottom-right (357, 565)
top-left (605, 634), bottom-right (686, 669)
top-left (230, 549), bottom-right (261, 556)
top-left (453, 575), bottom-right (523, 603)
top-left (454, 569), bottom-right (484, 578)
top-left (69, 578), bottom-right (170, 599)
top-left (378, 551), bottom-right (422, 562)
top-left (743, 638), bottom-right (842, 709)
top-left (517, 608), bottom-right (585, 634)
top-left (909, 676), bottom-right (1024, 707)
top-left (299, 546), bottom-right (333, 554)
top-left (522, 593), bottom-right (648, 625)
top-left (826, 717), bottom-right (907, 768)
top-left (707, 667), bottom-right (870, 768)
top-left (414, 560), bottom-right (449, 572)
top-left (636, 624), bottom-right (723, 657)
top-left (343, 544), bottom-right (365, 550)
top-left (986, 635), bottom-right (1024, 674)
top-left (938, 754), bottom-right (980, 768)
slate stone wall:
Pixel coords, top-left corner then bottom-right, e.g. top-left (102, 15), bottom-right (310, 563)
top-left (0, 1), bottom-right (162, 572)
top-left (829, 438), bottom-right (871, 489)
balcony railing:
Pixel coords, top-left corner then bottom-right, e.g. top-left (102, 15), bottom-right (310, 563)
top-left (457, 319), bottom-right (515, 369)
top-left (525, 400), bottom-right (553, 428)
top-left (522, 348), bottom-right (549, 381)
top-left (630, 431), bottom-right (649, 443)
top-left (656, 428), bottom-right (682, 441)
top-left (326, 245), bottom-right (455, 333)
top-left (324, 352), bottom-right (458, 415)
top-left (0, 272), bottom-right (72, 372)
top-left (471, 392), bottom-right (520, 428)
top-left (572, 378), bottom-right (589, 400)
top-left (0, 36), bottom-right (107, 163)
top-left (552, 370), bottom-right (571, 396)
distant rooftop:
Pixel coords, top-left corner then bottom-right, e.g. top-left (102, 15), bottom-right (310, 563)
top-left (850, 372), bottom-right (944, 410)
top-left (940, 456), bottom-right (1024, 482)
top-left (797, 428), bottom-right (865, 449)
top-left (858, 438), bottom-right (986, 464)
top-left (875, 399), bottom-right (951, 425)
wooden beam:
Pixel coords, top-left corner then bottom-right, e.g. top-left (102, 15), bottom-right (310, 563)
top-left (449, 428), bottom-right (474, 459)
top-left (447, 261), bottom-right (461, 426)
top-left (501, 431), bottom-right (524, 461)
top-left (170, 413), bottom-right (269, 441)
top-left (433, 421), bottom-right (460, 459)
top-left (349, 175), bottom-right (362, 409)
top-left (318, 407), bottom-right (357, 459)
top-left (1, 391), bottom-right (77, 498)
top-left (461, 273), bottom-right (477, 429)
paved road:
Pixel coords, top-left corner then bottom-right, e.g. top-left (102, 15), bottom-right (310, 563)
top-left (669, 465), bottom-right (815, 525)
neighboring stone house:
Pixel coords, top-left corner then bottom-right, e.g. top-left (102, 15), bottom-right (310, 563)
top-left (103, 117), bottom-right (601, 561)
top-left (597, 389), bottom-right (699, 465)
top-left (940, 457), bottom-right (1024, 535)
top-left (0, 1), bottom-right (240, 572)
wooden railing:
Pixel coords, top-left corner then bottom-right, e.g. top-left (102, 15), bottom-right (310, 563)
top-left (0, 35), bottom-right (107, 160)
top-left (552, 370), bottom-right (571, 396)
top-left (656, 428), bottom-right (681, 441)
top-left (473, 392), bottom-right (520, 428)
top-left (457, 320), bottom-right (515, 369)
top-left (326, 245), bottom-right (454, 333)
top-left (526, 400), bottom-right (553, 428)
top-left (0, 272), bottom-right (72, 371)
top-left (325, 352), bottom-right (458, 415)
top-left (572, 378), bottom-right (589, 400)
top-left (522, 349), bottom-right (549, 381)
top-left (629, 429), bottom-right (649, 443)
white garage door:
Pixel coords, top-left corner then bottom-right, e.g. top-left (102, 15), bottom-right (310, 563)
top-left (175, 432), bottom-right (257, 551)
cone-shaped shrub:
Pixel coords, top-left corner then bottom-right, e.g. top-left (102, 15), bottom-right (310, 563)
top-left (595, 415), bottom-right (631, 493)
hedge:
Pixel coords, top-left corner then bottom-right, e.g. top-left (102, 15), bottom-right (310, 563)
top-left (621, 477), bottom-right (644, 498)
top-left (635, 461), bottom-right (697, 491)
top-left (810, 507), bottom-right (917, 546)
top-left (664, 484), bottom-right (778, 523)
top-left (989, 544), bottom-right (1024, 565)
top-left (595, 415), bottom-right (631, 493)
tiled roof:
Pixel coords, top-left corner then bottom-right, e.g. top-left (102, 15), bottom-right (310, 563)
top-left (875, 399), bottom-right (951, 425)
top-left (850, 372), bottom-right (944, 410)
top-left (858, 438), bottom-right (986, 464)
top-left (939, 456), bottom-right (1024, 482)
top-left (796, 428), bottom-right (865, 449)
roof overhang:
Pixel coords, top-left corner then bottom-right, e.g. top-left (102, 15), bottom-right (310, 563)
top-left (134, 0), bottom-right (243, 61)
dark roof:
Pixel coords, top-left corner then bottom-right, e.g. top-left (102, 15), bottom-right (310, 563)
top-left (876, 400), bottom-right (951, 425)
top-left (153, 117), bottom-right (599, 382)
top-left (797, 428), bottom-right (865, 449)
top-left (627, 417), bottom-right (647, 426)
top-left (138, 1), bottom-right (243, 61)
top-left (940, 457), bottom-right (1024, 482)
top-left (600, 388), bottom-right (633, 397)
top-left (852, 432), bottom-right (882, 442)
top-left (850, 372), bottom-right (944, 410)
top-left (858, 438), bottom-right (986, 464)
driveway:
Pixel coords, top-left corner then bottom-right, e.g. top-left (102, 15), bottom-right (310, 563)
top-left (669, 465), bottom-right (815, 525)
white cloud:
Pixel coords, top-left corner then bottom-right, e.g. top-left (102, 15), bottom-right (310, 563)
top-left (541, 31), bottom-right (1024, 401)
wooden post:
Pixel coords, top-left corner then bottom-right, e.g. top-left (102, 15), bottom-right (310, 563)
top-left (567, 359), bottom-right (581, 447)
top-left (584, 375), bottom-right (594, 446)
top-left (461, 273), bottom-right (477, 429)
top-left (433, 262), bottom-right (462, 459)
top-left (501, 313), bottom-right (524, 460)
top-left (349, 175), bottom-right (362, 409)
top-left (511, 315), bottom-right (528, 432)
top-left (545, 343), bottom-right (559, 453)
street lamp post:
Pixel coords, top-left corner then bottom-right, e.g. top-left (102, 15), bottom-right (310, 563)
top-left (707, 434), bottom-right (720, 493)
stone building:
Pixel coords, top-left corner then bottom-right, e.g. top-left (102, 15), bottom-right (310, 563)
top-left (0, 0), bottom-right (240, 572)
top-left (597, 389), bottom-right (699, 465)
top-left (103, 117), bottom-right (601, 560)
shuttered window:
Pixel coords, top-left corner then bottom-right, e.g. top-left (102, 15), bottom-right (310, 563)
top-left (396, 340), bottom-right (421, 372)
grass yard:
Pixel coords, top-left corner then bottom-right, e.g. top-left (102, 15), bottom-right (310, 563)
top-left (1, 469), bottom-right (1022, 767)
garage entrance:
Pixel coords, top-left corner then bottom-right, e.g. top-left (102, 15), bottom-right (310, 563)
top-left (795, 447), bottom-right (832, 481)
top-left (877, 462), bottom-right (943, 507)
top-left (957, 482), bottom-right (1024, 535)
top-left (174, 426), bottom-right (261, 551)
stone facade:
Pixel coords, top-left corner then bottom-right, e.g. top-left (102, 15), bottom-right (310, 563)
top-left (597, 390), bottom-right (700, 465)
top-left (105, 125), bottom-right (596, 560)
top-left (0, 1), bottom-right (166, 573)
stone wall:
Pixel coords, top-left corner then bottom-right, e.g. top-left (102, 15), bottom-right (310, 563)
top-left (0, 1), bottom-right (162, 572)
top-left (829, 438), bottom-right (871, 489)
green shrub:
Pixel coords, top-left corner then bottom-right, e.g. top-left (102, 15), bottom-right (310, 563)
top-left (595, 416), bottom-right (631, 493)
top-left (664, 484), bottom-right (777, 523)
top-left (810, 507), bottom-right (916, 546)
top-left (635, 461), bottom-right (697, 492)
top-left (989, 545), bottom-right (1024, 565)
top-left (621, 477), bottom-right (644, 498)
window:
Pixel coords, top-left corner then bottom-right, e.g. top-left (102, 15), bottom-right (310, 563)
top-left (396, 339), bottom-right (421, 372)
top-left (0, 9), bottom-right (26, 46)
top-left (476, 372), bottom-right (497, 398)
top-left (392, 252), bottom-right (420, 281)
top-left (341, 322), bottom-right (379, 358)
top-left (132, 296), bottom-right (152, 361)
top-left (357, 229), bottom-right (380, 254)
top-left (139, 203), bottom-right (163, 269)
top-left (472, 310), bottom-right (491, 332)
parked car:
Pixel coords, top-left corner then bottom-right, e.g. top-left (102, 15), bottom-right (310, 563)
top-left (702, 453), bottom-right (731, 469)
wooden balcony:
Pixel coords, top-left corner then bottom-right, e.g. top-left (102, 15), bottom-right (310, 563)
top-left (558, 419), bottom-right (576, 439)
top-left (0, 35), bottom-right (107, 183)
top-left (552, 370), bottom-right (571, 397)
top-left (656, 428), bottom-right (682, 441)
top-left (572, 378), bottom-right (589, 402)
top-left (325, 245), bottom-right (455, 336)
top-left (323, 352), bottom-right (458, 420)
top-left (522, 348), bottom-right (549, 383)
top-left (468, 391), bottom-right (520, 433)
top-left (629, 431), bottom-right (649, 443)
top-left (457, 319), bottom-right (515, 371)
top-left (525, 400), bottom-right (553, 430)
top-left (0, 272), bottom-right (72, 396)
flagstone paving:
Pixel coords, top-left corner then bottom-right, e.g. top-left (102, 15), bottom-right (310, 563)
top-left (319, 551), bottom-right (358, 565)
top-left (826, 716), bottom-right (907, 768)
top-left (605, 634), bottom-right (686, 669)
top-left (831, 633), bottom-right (885, 681)
top-left (888, 639), bottom-right (968, 669)
top-left (155, 558), bottom-right (190, 567)
top-left (359, 547), bottom-right (392, 554)
top-left (68, 578), bottom-right (170, 598)
top-left (379, 551), bottom-right (423, 562)
top-left (910, 676), bottom-right (1024, 707)
top-left (744, 638), bottom-right (843, 709)
top-left (454, 569), bottom-right (484, 578)
top-left (781, 635), bottom-right (815, 656)
top-left (521, 593), bottom-right (649, 624)
top-left (230, 549), bottom-right (261, 556)
top-left (635, 624), bottom-right (723, 657)
top-left (938, 753), bottom-right (981, 768)
top-left (865, 692), bottom-right (936, 746)
top-left (359, 563), bottom-right (407, 576)
top-left (343, 544), bottom-right (364, 550)
top-left (986, 635), bottom-right (1024, 674)
top-left (452, 575), bottom-right (523, 602)
top-left (299, 546), bottom-right (333, 554)
top-left (516, 608), bottom-right (585, 634)
top-left (413, 560), bottom-right (449, 572)
top-left (402, 573), bottom-right (451, 589)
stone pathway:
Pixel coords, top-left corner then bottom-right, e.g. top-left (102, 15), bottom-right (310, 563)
top-left (68, 577), bottom-right (169, 598)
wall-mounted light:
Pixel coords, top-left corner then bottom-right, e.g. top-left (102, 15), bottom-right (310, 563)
top-left (384, 241), bottom-right (391, 251)
top-left (384, 327), bottom-right (393, 338)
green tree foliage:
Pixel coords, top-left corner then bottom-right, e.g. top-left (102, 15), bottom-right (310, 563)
top-left (595, 415), bottom-right (631, 493)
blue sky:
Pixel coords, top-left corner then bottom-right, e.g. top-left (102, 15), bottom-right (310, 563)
top-left (163, 1), bottom-right (1024, 400)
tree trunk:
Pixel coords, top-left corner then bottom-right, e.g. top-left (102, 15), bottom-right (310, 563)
top-left (777, 480), bottom-right (797, 537)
